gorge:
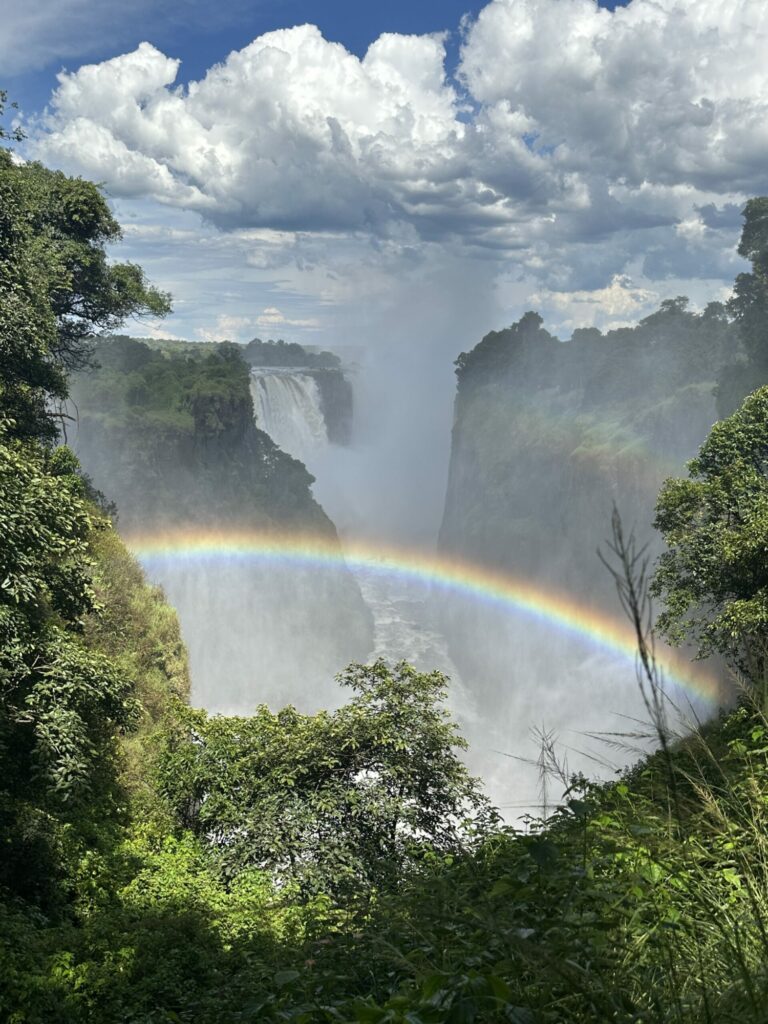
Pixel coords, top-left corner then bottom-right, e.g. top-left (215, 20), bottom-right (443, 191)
top-left (69, 316), bottom-right (740, 811)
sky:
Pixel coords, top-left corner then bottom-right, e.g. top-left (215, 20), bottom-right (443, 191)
top-left (3, 0), bottom-right (766, 348)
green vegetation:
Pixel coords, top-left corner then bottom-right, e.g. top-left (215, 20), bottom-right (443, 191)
top-left (97, 333), bottom-right (355, 445)
top-left (243, 337), bottom-right (342, 369)
top-left (718, 198), bottom-right (768, 415)
top-left (0, 147), bottom-right (169, 443)
top-left (105, 334), bottom-right (342, 370)
top-left (0, 428), bottom-right (135, 908)
top-left (156, 661), bottom-right (494, 897)
top-left (0, 89), bottom-right (24, 143)
top-left (654, 385), bottom-right (768, 679)
top-left (7, 566), bottom-right (768, 1024)
top-left (0, 122), bottom-right (179, 918)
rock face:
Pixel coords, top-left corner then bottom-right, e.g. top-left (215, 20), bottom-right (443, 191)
top-left (69, 336), bottom-right (373, 713)
top-left (309, 368), bottom-right (354, 446)
top-left (438, 304), bottom-right (738, 688)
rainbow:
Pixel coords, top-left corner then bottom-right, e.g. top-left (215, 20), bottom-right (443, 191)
top-left (126, 527), bottom-right (723, 707)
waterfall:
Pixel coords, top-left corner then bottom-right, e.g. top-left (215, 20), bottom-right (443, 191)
top-left (250, 369), bottom-right (328, 461)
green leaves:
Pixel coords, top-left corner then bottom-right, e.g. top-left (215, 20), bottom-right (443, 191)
top-left (0, 152), bottom-right (170, 442)
top-left (0, 427), bottom-right (138, 902)
top-left (155, 661), bottom-right (495, 896)
top-left (0, 90), bottom-right (24, 143)
top-left (728, 199), bottom-right (768, 368)
top-left (652, 385), bottom-right (768, 678)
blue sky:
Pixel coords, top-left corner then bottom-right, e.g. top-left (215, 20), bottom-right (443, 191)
top-left (3, 0), bottom-right (765, 350)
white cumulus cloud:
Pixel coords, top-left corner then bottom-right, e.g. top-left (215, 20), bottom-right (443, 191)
top-left (28, 0), bottom-right (768, 322)
top-left (460, 0), bottom-right (768, 196)
top-left (531, 274), bottom-right (658, 330)
top-left (36, 29), bottom-right (466, 232)
top-left (255, 307), bottom-right (320, 330)
top-left (195, 308), bottom-right (320, 343)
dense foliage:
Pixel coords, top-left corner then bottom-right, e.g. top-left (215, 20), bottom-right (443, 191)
top-left (157, 661), bottom-right (494, 896)
top-left (8, 670), bottom-right (768, 1023)
top-left (0, 427), bottom-right (136, 906)
top-left (0, 89), bottom-right (24, 143)
top-left (718, 198), bottom-right (768, 415)
top-left (0, 150), bottom-right (169, 442)
top-left (453, 300), bottom-right (734, 395)
top-left (0, 135), bottom-right (182, 916)
top-left (243, 337), bottom-right (342, 369)
top-left (653, 385), bottom-right (768, 678)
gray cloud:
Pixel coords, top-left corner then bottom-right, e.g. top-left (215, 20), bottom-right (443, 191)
top-left (27, 1), bottom-right (768, 322)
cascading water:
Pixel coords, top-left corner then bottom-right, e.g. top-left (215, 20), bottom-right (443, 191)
top-left (353, 565), bottom-right (476, 726)
top-left (248, 362), bottom-right (473, 725)
top-left (250, 369), bottom-right (328, 462)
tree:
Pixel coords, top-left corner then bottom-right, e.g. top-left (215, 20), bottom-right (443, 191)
top-left (0, 135), bottom-right (174, 907)
top-left (0, 90), bottom-right (23, 142)
top-left (155, 660), bottom-right (495, 896)
top-left (728, 198), bottom-right (768, 370)
top-left (0, 423), bottom-right (137, 904)
top-left (0, 148), bottom-right (171, 441)
top-left (652, 385), bottom-right (768, 683)
top-left (717, 198), bottom-right (768, 415)
top-left (454, 310), bottom-right (554, 383)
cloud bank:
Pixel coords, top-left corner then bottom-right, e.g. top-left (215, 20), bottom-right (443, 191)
top-left (31, 0), bottom-right (768, 321)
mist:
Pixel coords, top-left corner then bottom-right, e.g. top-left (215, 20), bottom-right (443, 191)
top-left (69, 271), bottom-right (731, 818)
top-left (308, 257), bottom-right (501, 545)
top-left (235, 269), bottom-right (720, 813)
top-left (277, 285), bottom-right (728, 813)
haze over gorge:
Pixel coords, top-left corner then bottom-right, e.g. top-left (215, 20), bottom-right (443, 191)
top-left (69, 296), bottom-right (738, 809)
